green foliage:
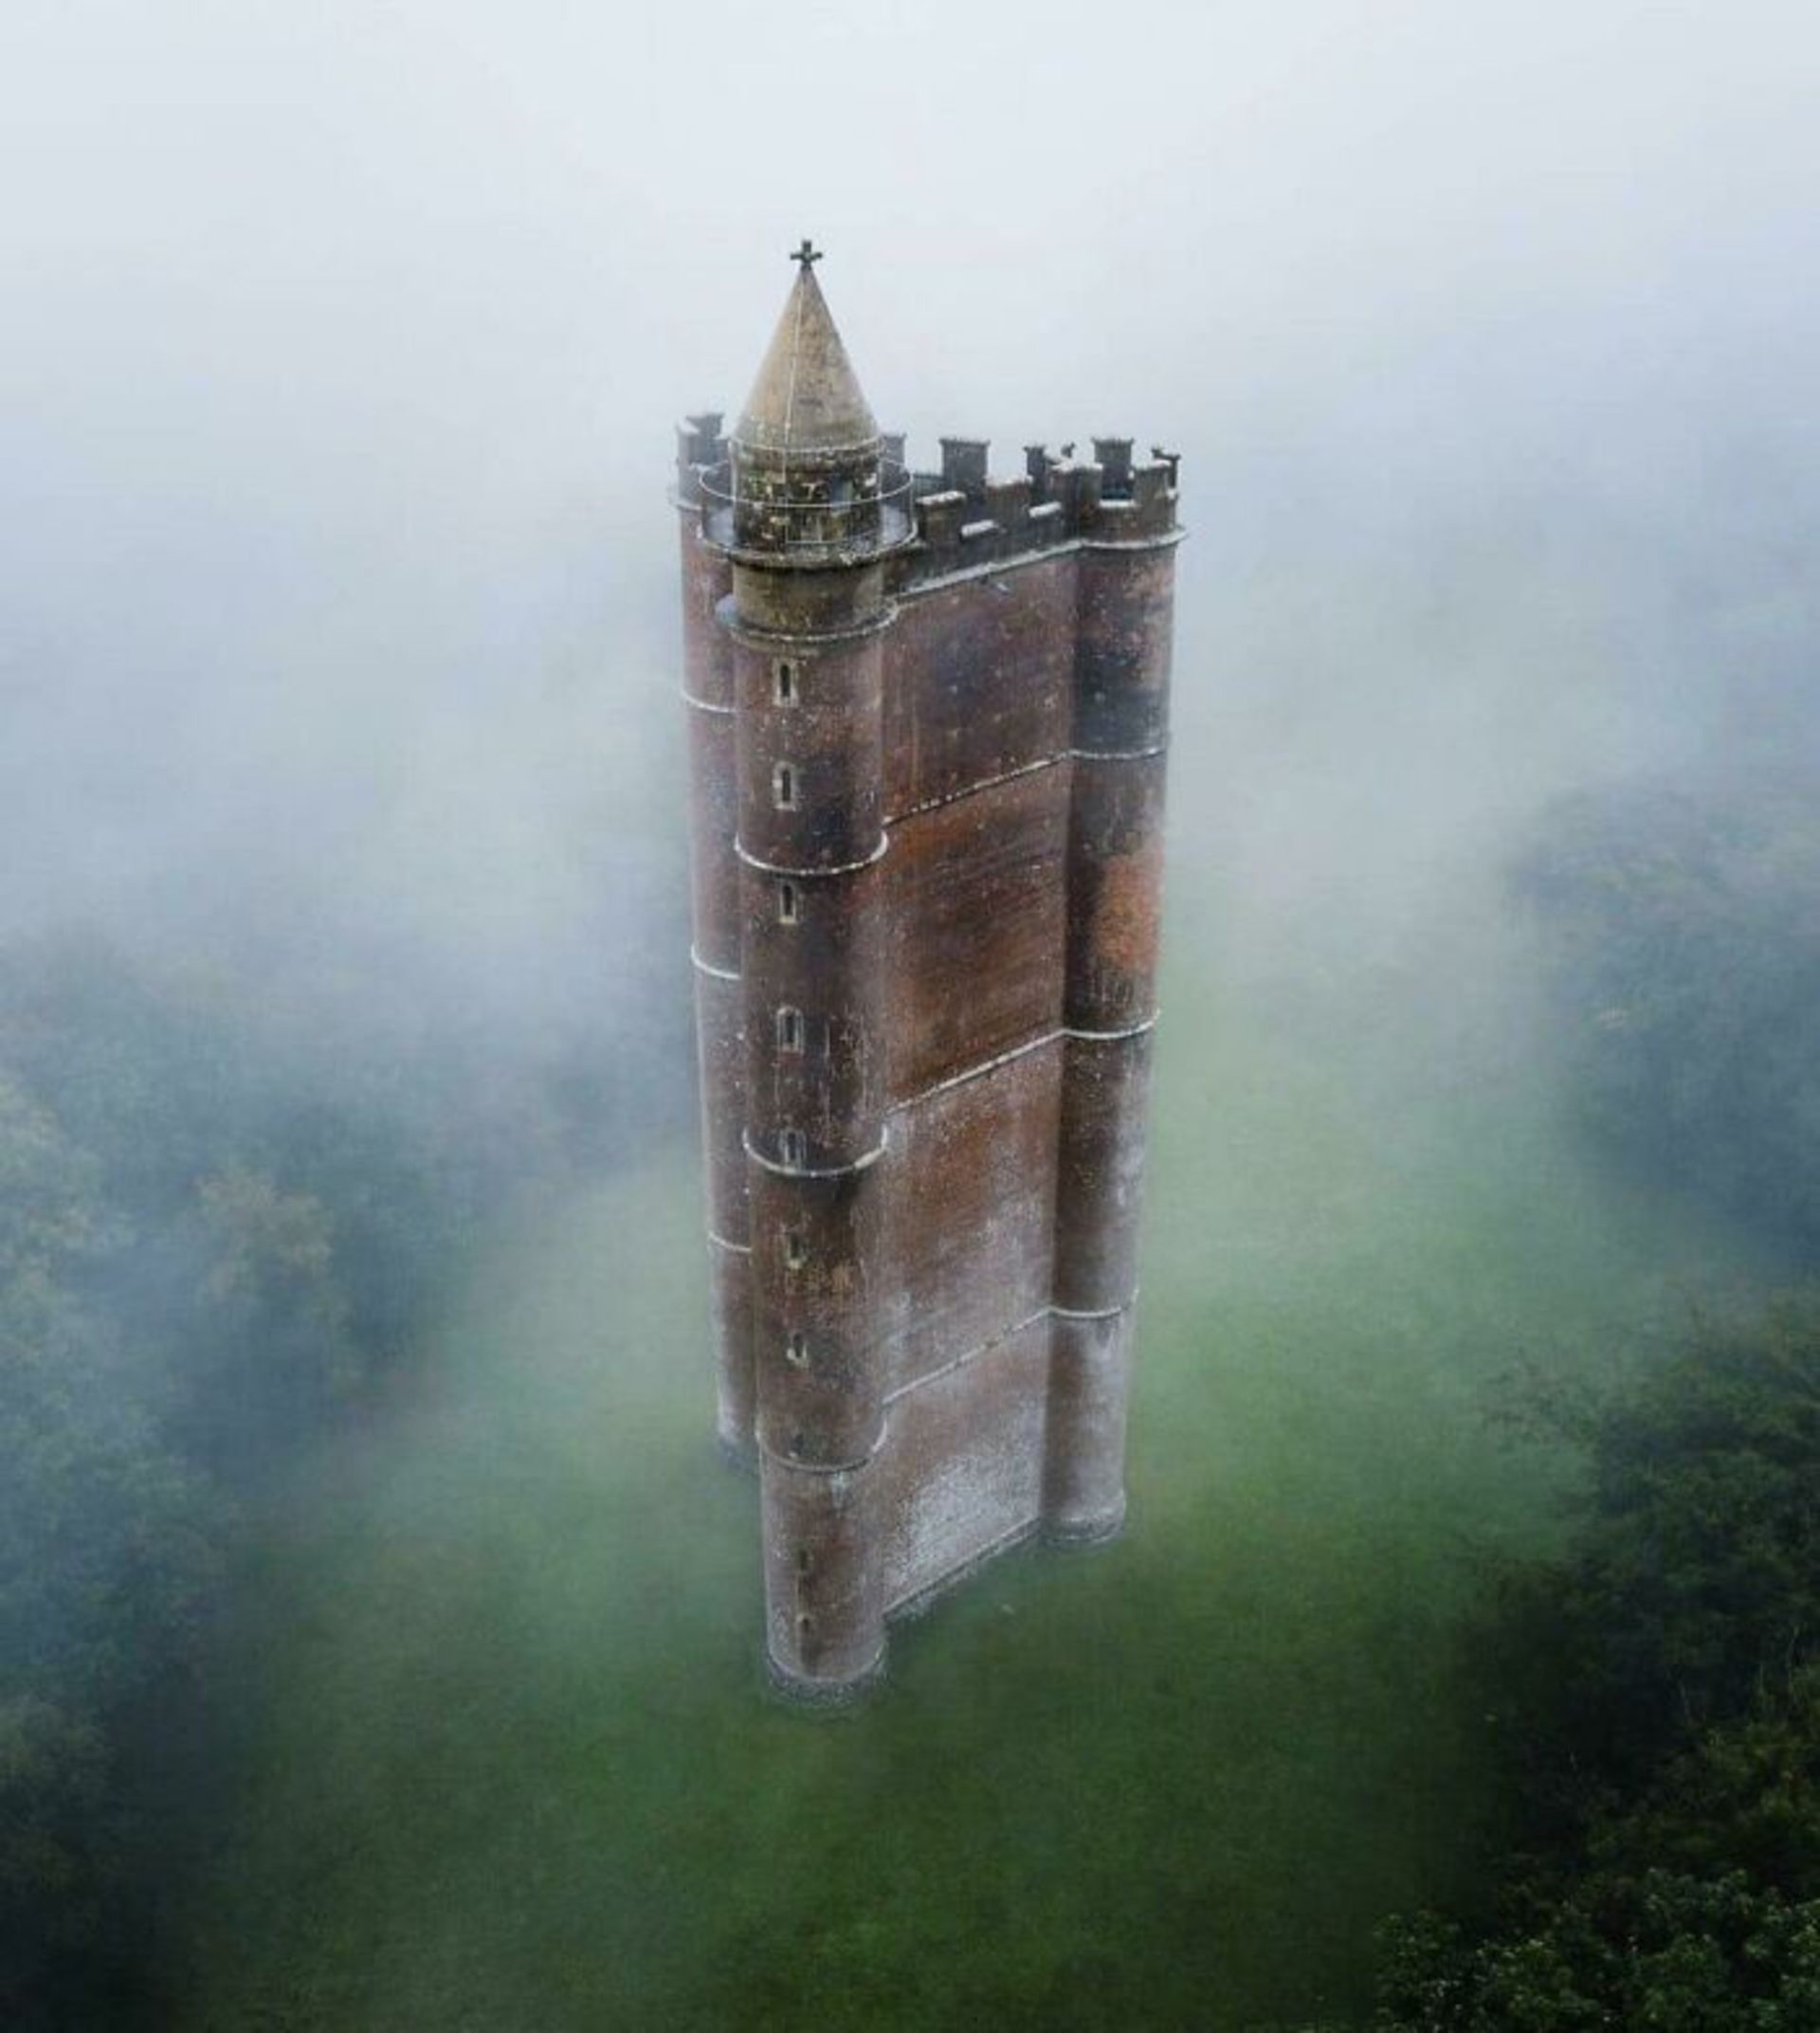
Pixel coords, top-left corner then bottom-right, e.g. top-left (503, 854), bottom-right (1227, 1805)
top-left (1602, 1672), bottom-right (1820, 1893)
top-left (184, 1167), bottom-right (364, 1461)
top-left (0, 1699), bottom-right (109, 1960)
top-left (1375, 1872), bottom-right (1820, 2031)
top-left (0, 1075), bottom-right (102, 1285)
top-left (0, 935), bottom-right (527, 2023)
top-left (1477, 1303), bottom-right (1820, 1815)
top-left (1316, 767), bottom-right (1820, 2029)
top-left (1367, 1302), bottom-right (1820, 2031)
top-left (1515, 776), bottom-right (1820, 1256)
top-left (0, 1073), bottom-right (220, 2024)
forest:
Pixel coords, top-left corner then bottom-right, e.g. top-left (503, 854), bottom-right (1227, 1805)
top-left (4, 748), bottom-right (1817, 2028)
top-left (1320, 769), bottom-right (1820, 2029)
top-left (0, 929), bottom-right (683, 2024)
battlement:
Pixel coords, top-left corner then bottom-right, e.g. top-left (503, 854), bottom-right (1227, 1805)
top-left (889, 433), bottom-right (1181, 589)
top-left (673, 413), bottom-right (727, 509)
top-left (679, 415), bottom-right (1181, 576)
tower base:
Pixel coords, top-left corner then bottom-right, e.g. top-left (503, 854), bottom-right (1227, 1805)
top-left (1041, 1493), bottom-right (1128, 1549)
top-left (763, 1642), bottom-right (888, 1711)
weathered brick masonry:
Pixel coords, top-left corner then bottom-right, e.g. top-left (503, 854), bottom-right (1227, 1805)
top-left (673, 250), bottom-right (1181, 1699)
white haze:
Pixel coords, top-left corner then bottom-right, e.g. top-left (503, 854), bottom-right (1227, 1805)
top-left (4, 0), bottom-right (1818, 1078)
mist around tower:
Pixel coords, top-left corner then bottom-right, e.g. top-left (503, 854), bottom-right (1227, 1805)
top-left (5, 5), bottom-right (1820, 2028)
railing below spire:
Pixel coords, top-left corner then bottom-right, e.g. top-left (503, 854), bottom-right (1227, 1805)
top-left (698, 459), bottom-right (917, 564)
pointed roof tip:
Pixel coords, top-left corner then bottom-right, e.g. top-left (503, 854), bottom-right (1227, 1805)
top-left (734, 254), bottom-right (879, 456)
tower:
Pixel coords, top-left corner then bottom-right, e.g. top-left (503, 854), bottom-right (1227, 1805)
top-left (674, 247), bottom-right (1181, 1700)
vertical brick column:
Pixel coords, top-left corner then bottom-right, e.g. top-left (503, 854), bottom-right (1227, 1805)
top-left (1045, 536), bottom-right (1178, 1542)
top-left (732, 560), bottom-right (895, 1698)
top-left (675, 421), bottom-right (754, 1462)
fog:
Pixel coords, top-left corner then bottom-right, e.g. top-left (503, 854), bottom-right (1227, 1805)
top-left (7, 2), bottom-right (1820, 2025)
top-left (10, 0), bottom-right (1819, 1018)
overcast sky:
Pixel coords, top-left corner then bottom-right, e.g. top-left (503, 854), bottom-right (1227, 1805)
top-left (6, 1), bottom-right (1817, 1043)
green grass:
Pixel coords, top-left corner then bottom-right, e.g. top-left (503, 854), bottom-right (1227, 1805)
top-left (162, 931), bottom-right (1756, 2030)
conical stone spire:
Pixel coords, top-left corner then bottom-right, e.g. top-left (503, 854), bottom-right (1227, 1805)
top-left (713, 246), bottom-right (906, 564)
top-left (735, 257), bottom-right (879, 456)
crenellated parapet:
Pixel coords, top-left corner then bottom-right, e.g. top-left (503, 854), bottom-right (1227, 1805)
top-left (672, 410), bottom-right (727, 509)
top-left (888, 432), bottom-right (1181, 590)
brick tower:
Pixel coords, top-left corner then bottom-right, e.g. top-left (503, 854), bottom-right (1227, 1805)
top-left (674, 245), bottom-right (1181, 1700)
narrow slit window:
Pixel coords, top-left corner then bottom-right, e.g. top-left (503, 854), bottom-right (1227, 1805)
top-left (783, 1229), bottom-right (807, 1270)
top-left (776, 1006), bottom-right (803, 1054)
top-left (785, 1331), bottom-right (808, 1370)
top-left (780, 1128), bottom-right (807, 1170)
top-left (778, 880), bottom-right (799, 923)
top-left (774, 659), bottom-right (795, 705)
top-left (773, 761), bottom-right (796, 809)
top-left (795, 1547), bottom-right (811, 1575)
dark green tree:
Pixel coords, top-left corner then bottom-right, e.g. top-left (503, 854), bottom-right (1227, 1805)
top-left (1361, 1302), bottom-right (1820, 2032)
top-left (1515, 778), bottom-right (1820, 1257)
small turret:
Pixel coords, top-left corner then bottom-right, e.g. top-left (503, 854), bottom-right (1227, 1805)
top-left (704, 245), bottom-right (911, 564)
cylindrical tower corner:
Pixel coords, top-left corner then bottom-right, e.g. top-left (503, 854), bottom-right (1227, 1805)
top-left (730, 554), bottom-right (895, 1697)
top-left (761, 1460), bottom-right (885, 1699)
top-left (1044, 533), bottom-right (1178, 1545)
top-left (677, 417), bottom-right (756, 1464)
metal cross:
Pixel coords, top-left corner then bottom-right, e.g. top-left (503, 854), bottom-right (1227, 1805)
top-left (792, 238), bottom-right (823, 269)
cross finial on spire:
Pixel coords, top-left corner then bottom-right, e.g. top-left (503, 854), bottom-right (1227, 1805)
top-left (792, 238), bottom-right (823, 270)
